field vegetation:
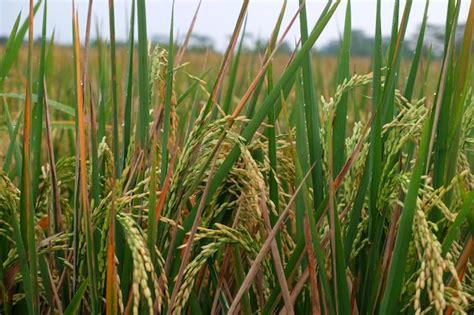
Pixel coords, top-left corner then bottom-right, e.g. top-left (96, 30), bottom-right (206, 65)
top-left (0, 0), bottom-right (473, 314)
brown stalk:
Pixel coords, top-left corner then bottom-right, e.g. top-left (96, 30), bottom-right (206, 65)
top-left (209, 0), bottom-right (249, 106)
top-left (303, 214), bottom-right (321, 314)
top-left (21, 0), bottom-right (33, 262)
top-left (379, 202), bottom-right (401, 296)
top-left (451, 236), bottom-right (473, 286)
top-left (317, 111), bottom-right (375, 229)
top-left (269, 127), bottom-right (370, 311)
top-left (227, 163), bottom-right (315, 314)
top-left (106, 142), bottom-right (118, 315)
top-left (73, 8), bottom-right (91, 249)
top-left (210, 288), bottom-right (221, 315)
top-left (167, 143), bottom-right (222, 314)
top-left (175, 0), bottom-right (202, 66)
top-left (105, 186), bottom-right (118, 315)
top-left (56, 250), bottom-right (74, 292)
top-left (154, 150), bottom-right (176, 223)
top-left (45, 259), bottom-right (64, 315)
top-left (71, 0), bottom-right (81, 288)
top-left (445, 236), bottom-right (473, 315)
top-left (333, 111), bottom-right (374, 190)
top-left (73, 9), bottom-right (99, 309)
top-left (211, 200), bottom-right (250, 314)
top-left (123, 151), bottom-right (145, 193)
top-left (124, 288), bottom-right (133, 315)
top-left (81, 0), bottom-right (94, 164)
top-left (82, 0), bottom-right (94, 80)
top-left (279, 268), bottom-right (309, 315)
top-left (259, 183), bottom-right (294, 315)
top-left (231, 1), bottom-right (305, 119)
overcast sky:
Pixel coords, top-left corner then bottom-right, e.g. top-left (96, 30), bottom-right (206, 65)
top-left (0, 1), bottom-right (470, 51)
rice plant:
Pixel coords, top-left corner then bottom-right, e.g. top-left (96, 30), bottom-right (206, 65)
top-left (0, 0), bottom-right (473, 314)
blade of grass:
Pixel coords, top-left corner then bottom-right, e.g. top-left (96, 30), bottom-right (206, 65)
top-left (211, 2), bottom-right (339, 203)
top-left (243, 0), bottom-right (287, 123)
top-left (444, 0), bottom-right (474, 206)
top-left (386, 0), bottom-right (400, 67)
top-left (401, 0), bottom-right (429, 168)
top-left (147, 138), bottom-right (158, 254)
top-left (360, 0), bottom-right (383, 309)
top-left (19, 1), bottom-right (39, 313)
top-left (442, 190), bottom-right (474, 255)
top-left (362, 1), bottom-right (413, 311)
top-left (160, 1), bottom-right (175, 186)
top-left (429, 0), bottom-right (460, 221)
top-left (418, 44), bottom-right (432, 99)
top-left (0, 13), bottom-right (21, 86)
top-left (379, 80), bottom-right (433, 315)
top-left (0, 93), bottom-right (75, 117)
top-left (64, 280), bottom-right (88, 315)
top-left (136, 0), bottom-right (150, 149)
top-left (2, 103), bottom-right (23, 177)
top-left (444, 0), bottom-right (456, 51)
top-left (403, 0), bottom-right (429, 101)
top-left (291, 68), bottom-right (336, 313)
top-left (221, 17), bottom-right (247, 115)
top-left (327, 100), bottom-right (351, 314)
top-left (382, 0), bottom-right (412, 124)
top-left (31, 0), bottom-right (48, 204)
top-left (264, 0), bottom-right (286, 255)
top-left (332, 0), bottom-right (351, 176)
top-left (96, 27), bottom-right (107, 144)
top-left (176, 69), bottom-right (210, 108)
top-left (88, 78), bottom-right (101, 207)
top-left (259, 184), bottom-right (294, 315)
top-left (43, 80), bottom-right (63, 232)
top-left (41, 257), bottom-right (63, 314)
top-left (122, 0), bottom-right (135, 168)
top-left (38, 255), bottom-right (54, 311)
top-left (298, 0), bottom-right (325, 210)
top-left (73, 9), bottom-right (99, 312)
top-left (291, 77), bottom-right (315, 310)
top-left (108, 0), bottom-right (121, 177)
top-left (0, 0), bottom-right (42, 88)
top-left (344, 159), bottom-right (370, 262)
top-left (10, 214), bottom-right (34, 314)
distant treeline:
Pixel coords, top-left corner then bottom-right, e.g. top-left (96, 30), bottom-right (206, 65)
top-left (318, 24), bottom-right (470, 58)
top-left (1, 23), bottom-right (470, 58)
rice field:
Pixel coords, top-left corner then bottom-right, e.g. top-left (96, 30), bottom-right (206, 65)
top-left (0, 0), bottom-right (473, 314)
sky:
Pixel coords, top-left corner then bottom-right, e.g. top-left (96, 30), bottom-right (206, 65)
top-left (0, 0), bottom-right (470, 51)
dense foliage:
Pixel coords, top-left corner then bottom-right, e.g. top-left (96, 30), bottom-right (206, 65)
top-left (0, 0), bottom-right (473, 314)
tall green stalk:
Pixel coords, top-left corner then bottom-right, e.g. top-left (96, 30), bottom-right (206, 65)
top-left (136, 0), bottom-right (149, 149)
top-left (108, 0), bottom-right (121, 177)
top-left (160, 2), bottom-right (175, 186)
